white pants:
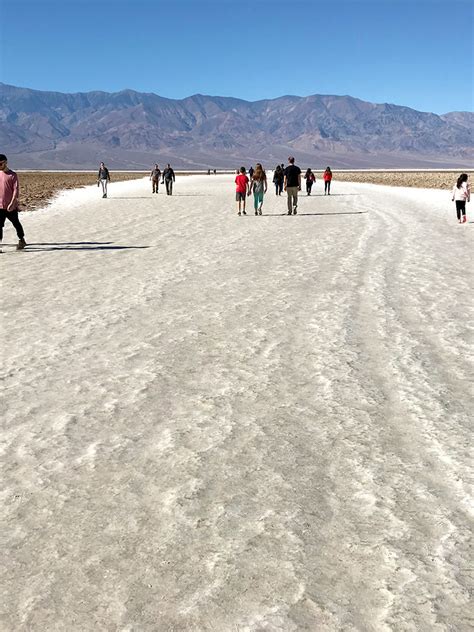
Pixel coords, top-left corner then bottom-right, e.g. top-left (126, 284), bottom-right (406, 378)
top-left (100, 179), bottom-right (108, 195)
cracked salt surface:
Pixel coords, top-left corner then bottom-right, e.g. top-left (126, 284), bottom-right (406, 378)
top-left (1, 175), bottom-right (473, 631)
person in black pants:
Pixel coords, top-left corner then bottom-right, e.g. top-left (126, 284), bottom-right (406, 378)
top-left (0, 154), bottom-right (27, 251)
top-left (162, 164), bottom-right (175, 195)
top-left (273, 165), bottom-right (284, 195)
top-left (452, 173), bottom-right (470, 224)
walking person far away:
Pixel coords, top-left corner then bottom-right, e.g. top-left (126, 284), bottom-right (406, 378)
top-left (98, 162), bottom-right (111, 198)
top-left (0, 154), bottom-right (27, 252)
top-left (323, 166), bottom-right (333, 195)
top-left (249, 163), bottom-right (267, 215)
top-left (304, 168), bottom-right (316, 195)
top-left (452, 173), bottom-right (470, 224)
top-left (150, 164), bottom-right (161, 193)
top-left (284, 156), bottom-right (301, 215)
top-left (273, 164), bottom-right (284, 196)
top-left (162, 164), bottom-right (175, 195)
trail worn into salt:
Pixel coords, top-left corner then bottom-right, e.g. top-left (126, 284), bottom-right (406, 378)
top-left (1, 175), bottom-right (473, 631)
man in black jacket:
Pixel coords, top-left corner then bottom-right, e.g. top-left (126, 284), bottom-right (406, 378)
top-left (162, 164), bottom-right (175, 195)
top-left (98, 162), bottom-right (111, 198)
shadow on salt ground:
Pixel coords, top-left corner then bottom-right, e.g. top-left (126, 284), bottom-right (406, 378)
top-left (258, 211), bottom-right (369, 217)
top-left (112, 194), bottom-right (211, 198)
top-left (21, 242), bottom-right (150, 252)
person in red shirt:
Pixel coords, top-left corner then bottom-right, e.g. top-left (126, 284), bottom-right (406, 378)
top-left (235, 166), bottom-right (249, 216)
top-left (0, 154), bottom-right (26, 251)
top-left (323, 167), bottom-right (333, 195)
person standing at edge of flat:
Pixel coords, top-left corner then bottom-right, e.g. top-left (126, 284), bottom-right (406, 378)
top-left (150, 164), bottom-right (161, 193)
top-left (452, 173), bottom-right (470, 223)
top-left (98, 162), bottom-right (111, 198)
top-left (284, 156), bottom-right (301, 215)
top-left (162, 164), bottom-right (175, 195)
top-left (0, 154), bottom-right (27, 252)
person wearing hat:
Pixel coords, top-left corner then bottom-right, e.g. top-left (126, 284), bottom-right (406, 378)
top-left (0, 154), bottom-right (27, 251)
top-left (283, 156), bottom-right (301, 215)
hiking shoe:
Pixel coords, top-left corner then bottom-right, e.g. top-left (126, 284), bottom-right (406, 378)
top-left (238, 212), bottom-right (241, 216)
top-left (255, 211), bottom-right (258, 215)
top-left (287, 211), bottom-right (292, 215)
top-left (293, 207), bottom-right (297, 215)
top-left (17, 238), bottom-right (27, 250)
top-left (463, 215), bottom-right (467, 223)
top-left (242, 210), bottom-right (247, 215)
top-left (258, 210), bottom-right (262, 215)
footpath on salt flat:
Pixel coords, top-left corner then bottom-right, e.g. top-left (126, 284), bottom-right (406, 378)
top-left (2, 175), bottom-right (473, 631)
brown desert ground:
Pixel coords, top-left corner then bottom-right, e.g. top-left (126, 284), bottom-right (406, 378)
top-left (16, 170), bottom-right (473, 211)
top-left (18, 172), bottom-right (147, 211)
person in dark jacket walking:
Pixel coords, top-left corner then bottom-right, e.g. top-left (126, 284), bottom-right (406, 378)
top-left (150, 164), bottom-right (161, 193)
top-left (273, 165), bottom-right (284, 195)
top-left (162, 164), bottom-right (175, 195)
top-left (304, 168), bottom-right (316, 195)
top-left (98, 162), bottom-right (111, 198)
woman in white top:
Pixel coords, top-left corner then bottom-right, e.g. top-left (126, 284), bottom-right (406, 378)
top-left (452, 173), bottom-right (470, 224)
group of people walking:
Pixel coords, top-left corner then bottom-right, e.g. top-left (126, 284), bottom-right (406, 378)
top-left (97, 162), bottom-right (177, 197)
top-left (236, 158), bottom-right (335, 216)
top-left (0, 151), bottom-right (470, 253)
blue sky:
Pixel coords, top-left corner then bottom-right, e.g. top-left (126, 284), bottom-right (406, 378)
top-left (1, 0), bottom-right (472, 114)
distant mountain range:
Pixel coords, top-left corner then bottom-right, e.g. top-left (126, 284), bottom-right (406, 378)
top-left (1, 83), bottom-right (472, 169)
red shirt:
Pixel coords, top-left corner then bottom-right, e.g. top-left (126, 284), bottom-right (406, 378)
top-left (323, 171), bottom-right (333, 182)
top-left (235, 174), bottom-right (249, 193)
top-left (0, 169), bottom-right (19, 209)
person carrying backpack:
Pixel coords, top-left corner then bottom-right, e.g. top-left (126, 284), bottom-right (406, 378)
top-left (273, 165), bottom-right (284, 195)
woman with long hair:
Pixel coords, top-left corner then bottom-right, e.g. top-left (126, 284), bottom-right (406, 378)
top-left (323, 166), bottom-right (332, 195)
top-left (304, 168), bottom-right (316, 195)
top-left (249, 163), bottom-right (268, 215)
top-left (452, 173), bottom-right (470, 223)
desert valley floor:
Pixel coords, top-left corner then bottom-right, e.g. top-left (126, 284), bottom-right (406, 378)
top-left (1, 175), bottom-right (473, 631)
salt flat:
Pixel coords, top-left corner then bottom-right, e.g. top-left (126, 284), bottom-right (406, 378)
top-left (1, 175), bottom-right (473, 631)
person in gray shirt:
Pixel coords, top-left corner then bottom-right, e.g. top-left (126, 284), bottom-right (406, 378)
top-left (150, 164), bottom-right (161, 193)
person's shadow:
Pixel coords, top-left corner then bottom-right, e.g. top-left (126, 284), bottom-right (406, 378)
top-left (19, 241), bottom-right (150, 252)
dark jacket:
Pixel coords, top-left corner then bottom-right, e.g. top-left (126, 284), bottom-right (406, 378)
top-left (98, 167), bottom-right (110, 181)
top-left (162, 167), bottom-right (175, 182)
